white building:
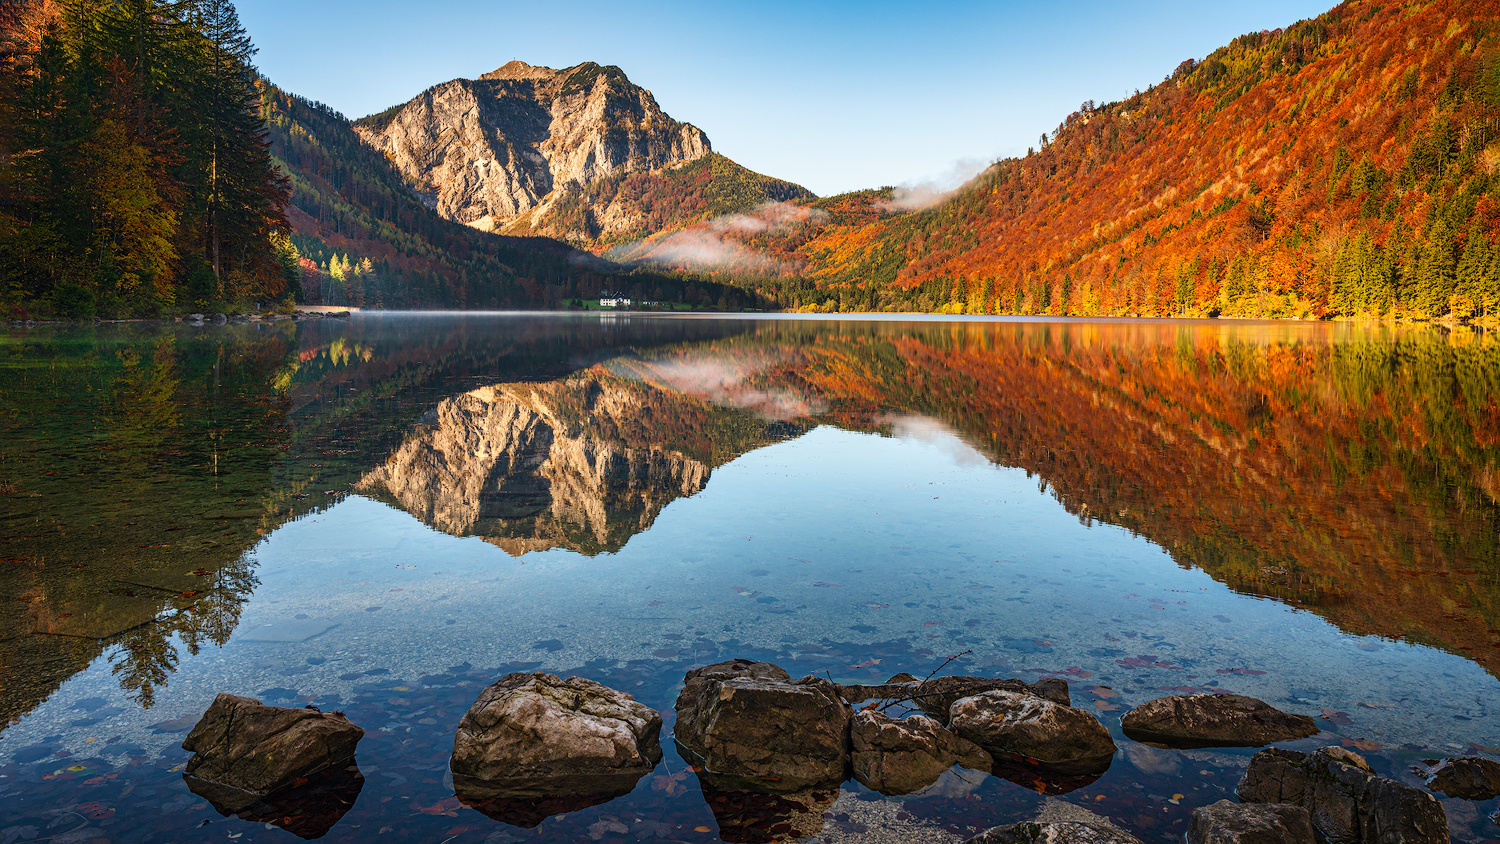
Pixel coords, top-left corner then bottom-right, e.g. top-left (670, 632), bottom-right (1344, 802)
top-left (599, 294), bottom-right (632, 309)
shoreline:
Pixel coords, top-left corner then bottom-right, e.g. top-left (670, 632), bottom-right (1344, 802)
top-left (4, 308), bottom-right (1497, 330)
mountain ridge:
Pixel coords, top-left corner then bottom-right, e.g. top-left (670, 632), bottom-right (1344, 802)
top-left (349, 60), bottom-right (815, 248)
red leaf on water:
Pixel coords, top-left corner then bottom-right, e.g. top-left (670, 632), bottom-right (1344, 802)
top-left (1319, 707), bottom-right (1354, 726)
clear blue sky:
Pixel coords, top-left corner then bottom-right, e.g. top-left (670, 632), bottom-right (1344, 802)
top-left (238, 0), bottom-right (1338, 197)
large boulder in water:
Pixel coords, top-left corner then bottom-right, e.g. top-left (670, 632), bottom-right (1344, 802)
top-left (181, 694), bottom-right (364, 803)
top-left (1121, 693), bottom-right (1317, 747)
top-left (949, 690), bottom-right (1115, 774)
top-left (450, 672), bottom-right (661, 800)
top-left (1186, 800), bottom-right (1315, 844)
top-left (1420, 756), bottom-right (1500, 800)
top-left (1238, 747), bottom-right (1448, 844)
top-left (849, 709), bottom-right (991, 795)
top-left (916, 675), bottom-right (1070, 722)
top-left (964, 822), bottom-right (1142, 843)
top-left (674, 659), bottom-right (851, 792)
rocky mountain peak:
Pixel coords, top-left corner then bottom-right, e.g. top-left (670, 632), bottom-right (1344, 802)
top-left (353, 60), bottom-right (710, 234)
top-left (480, 60), bottom-right (559, 82)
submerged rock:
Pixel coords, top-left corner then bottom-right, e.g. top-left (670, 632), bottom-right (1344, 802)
top-left (849, 709), bottom-right (991, 795)
top-left (674, 659), bottom-right (851, 792)
top-left (1420, 756), bottom-right (1500, 800)
top-left (1238, 747), bottom-right (1447, 844)
top-left (181, 694), bottom-right (363, 802)
top-left (1187, 800), bottom-right (1315, 844)
top-left (450, 672), bottom-right (661, 801)
top-left (1121, 693), bottom-right (1317, 747)
top-left (949, 690), bottom-right (1115, 775)
top-left (964, 821), bottom-right (1143, 843)
top-left (694, 781), bottom-right (837, 843)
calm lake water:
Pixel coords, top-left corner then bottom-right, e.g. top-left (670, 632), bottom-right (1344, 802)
top-left (1, 314), bottom-right (1498, 843)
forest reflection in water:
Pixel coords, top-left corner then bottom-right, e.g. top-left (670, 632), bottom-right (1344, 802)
top-left (0, 314), bottom-right (1497, 843)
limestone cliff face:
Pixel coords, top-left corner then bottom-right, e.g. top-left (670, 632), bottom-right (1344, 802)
top-left (356, 376), bottom-right (711, 555)
top-left (353, 61), bottom-right (710, 236)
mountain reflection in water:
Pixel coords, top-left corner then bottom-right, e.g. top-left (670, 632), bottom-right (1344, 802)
top-left (0, 315), bottom-right (1497, 843)
top-left (356, 375), bottom-right (809, 556)
top-left (362, 320), bottom-right (1500, 682)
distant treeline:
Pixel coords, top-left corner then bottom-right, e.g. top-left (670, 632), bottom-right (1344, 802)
top-left (0, 0), bottom-right (294, 318)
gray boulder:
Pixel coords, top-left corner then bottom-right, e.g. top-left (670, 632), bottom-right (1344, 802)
top-left (917, 675), bottom-right (1071, 721)
top-left (1121, 694), bottom-right (1317, 747)
top-left (964, 821), bottom-right (1142, 843)
top-left (1187, 800), bottom-right (1315, 844)
top-left (181, 694), bottom-right (363, 805)
top-left (1421, 756), bottom-right (1500, 800)
top-left (849, 709), bottom-right (992, 795)
top-left (450, 672), bottom-right (661, 799)
top-left (1238, 746), bottom-right (1447, 844)
top-left (674, 659), bottom-right (851, 792)
top-left (949, 690), bottom-right (1115, 774)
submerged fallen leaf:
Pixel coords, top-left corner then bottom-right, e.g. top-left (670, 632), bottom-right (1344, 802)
top-left (1117, 655), bottom-right (1180, 670)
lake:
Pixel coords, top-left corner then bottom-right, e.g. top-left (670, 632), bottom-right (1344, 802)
top-left (1, 314), bottom-right (1497, 843)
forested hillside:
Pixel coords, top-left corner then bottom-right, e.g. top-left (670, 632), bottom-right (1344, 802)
top-left (264, 85), bottom-right (602, 309)
top-left (687, 0), bottom-right (1500, 318)
top-left (545, 152), bottom-right (814, 246)
top-left (0, 0), bottom-right (291, 317)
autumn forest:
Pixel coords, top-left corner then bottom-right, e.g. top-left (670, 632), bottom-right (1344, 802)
top-left (2, 0), bottom-right (1500, 321)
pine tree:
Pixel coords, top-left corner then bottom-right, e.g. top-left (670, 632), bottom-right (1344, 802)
top-left (1407, 216), bottom-right (1456, 317)
top-left (1454, 223), bottom-right (1495, 319)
